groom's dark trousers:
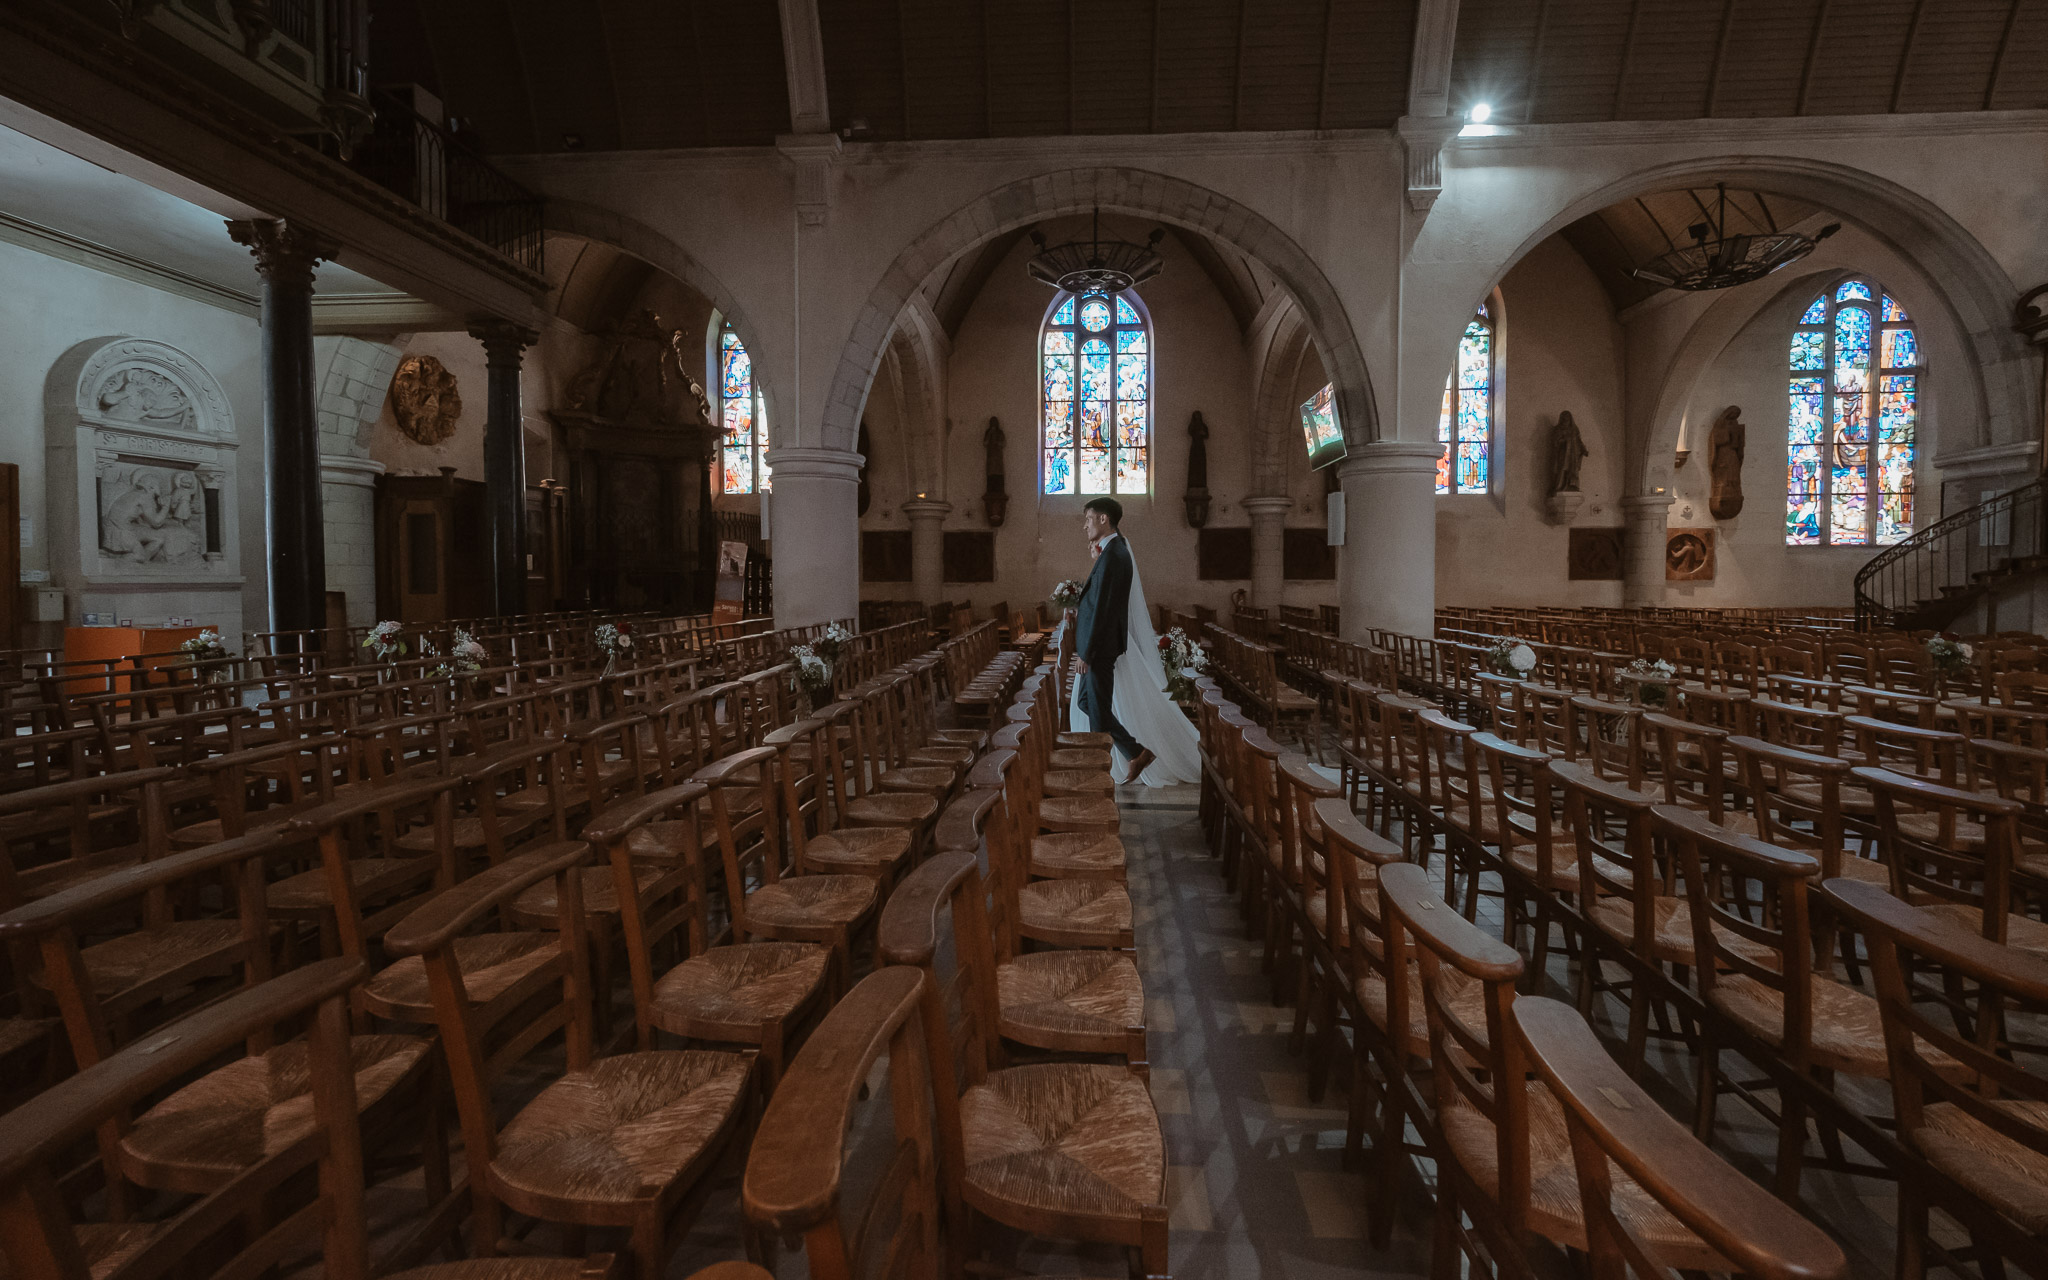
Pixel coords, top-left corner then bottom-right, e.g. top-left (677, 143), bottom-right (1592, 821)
top-left (1074, 533), bottom-right (1146, 763)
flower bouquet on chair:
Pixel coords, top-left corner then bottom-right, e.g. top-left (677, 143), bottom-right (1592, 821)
top-left (595, 621), bottom-right (635, 677)
top-left (1619, 657), bottom-right (1677, 709)
top-left (362, 620), bottom-right (407, 663)
top-left (788, 643), bottom-right (834, 713)
top-left (178, 629), bottom-right (232, 683)
top-left (1486, 637), bottom-right (1538, 680)
top-left (1159, 627), bottom-right (1210, 706)
top-left (1926, 634), bottom-right (1973, 696)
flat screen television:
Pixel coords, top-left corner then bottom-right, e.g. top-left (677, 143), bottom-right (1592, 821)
top-left (1300, 383), bottom-right (1346, 471)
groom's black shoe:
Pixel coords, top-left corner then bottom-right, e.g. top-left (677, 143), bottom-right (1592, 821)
top-left (1121, 749), bottom-right (1155, 786)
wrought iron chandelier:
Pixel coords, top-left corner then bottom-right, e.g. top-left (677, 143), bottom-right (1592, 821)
top-left (1631, 185), bottom-right (1840, 292)
top-left (1028, 208), bottom-right (1165, 294)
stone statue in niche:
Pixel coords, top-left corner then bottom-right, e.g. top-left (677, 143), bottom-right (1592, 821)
top-left (982, 416), bottom-right (1008, 527)
top-left (98, 368), bottom-right (193, 430)
top-left (390, 355), bottom-right (462, 446)
top-left (98, 463), bottom-right (206, 565)
top-left (1548, 411), bottom-right (1589, 496)
top-left (1184, 411), bottom-right (1211, 527)
top-left (1708, 405), bottom-right (1746, 520)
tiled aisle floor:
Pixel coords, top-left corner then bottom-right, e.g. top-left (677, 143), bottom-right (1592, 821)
top-left (1119, 784), bottom-right (1433, 1280)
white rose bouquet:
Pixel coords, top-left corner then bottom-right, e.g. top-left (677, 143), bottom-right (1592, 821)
top-left (1487, 637), bottom-right (1538, 679)
top-left (179, 629), bottom-right (232, 681)
top-left (788, 643), bottom-right (834, 706)
top-left (1623, 657), bottom-right (1677, 708)
top-left (595, 622), bottom-right (635, 675)
top-left (813, 622), bottom-right (853, 665)
top-left (1049, 579), bottom-right (1086, 611)
top-left (1926, 634), bottom-right (1973, 675)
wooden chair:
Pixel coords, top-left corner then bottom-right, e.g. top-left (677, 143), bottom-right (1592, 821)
top-left (1822, 876), bottom-right (2048, 1280)
top-left (1511, 997), bottom-right (1848, 1280)
top-left (1656, 803), bottom-right (1884, 1197)
top-left (1856, 766), bottom-right (2048, 955)
top-left (740, 966), bottom-right (939, 1280)
top-left (879, 850), bottom-right (1168, 1279)
top-left (0, 955), bottom-right (623, 1280)
top-left (1383, 861), bottom-right (1727, 1278)
top-left (589, 777), bottom-right (832, 1090)
top-left (383, 841), bottom-right (756, 1279)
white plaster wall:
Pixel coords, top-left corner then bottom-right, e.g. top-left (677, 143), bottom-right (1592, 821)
top-left (1436, 239), bottom-right (1630, 608)
top-left (0, 237), bottom-right (264, 645)
top-left (317, 336), bottom-right (398, 628)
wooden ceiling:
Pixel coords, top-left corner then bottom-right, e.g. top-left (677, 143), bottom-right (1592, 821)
top-left (400, 0), bottom-right (2048, 153)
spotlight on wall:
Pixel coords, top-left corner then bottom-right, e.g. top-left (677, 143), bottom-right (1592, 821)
top-left (1467, 102), bottom-right (1492, 123)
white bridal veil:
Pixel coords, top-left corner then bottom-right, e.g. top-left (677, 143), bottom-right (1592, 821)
top-left (1067, 539), bottom-right (1203, 786)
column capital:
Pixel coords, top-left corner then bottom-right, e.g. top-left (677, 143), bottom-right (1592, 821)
top-left (1337, 440), bottom-right (1444, 480)
top-left (764, 445), bottom-right (864, 482)
top-left (900, 499), bottom-right (952, 522)
top-left (1619, 492), bottom-right (1676, 517)
top-left (226, 219), bottom-right (336, 291)
top-left (1242, 495), bottom-right (1294, 517)
top-left (468, 319), bottom-right (540, 368)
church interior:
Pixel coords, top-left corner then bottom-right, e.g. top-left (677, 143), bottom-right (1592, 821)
top-left (0, 1), bottom-right (2046, 1278)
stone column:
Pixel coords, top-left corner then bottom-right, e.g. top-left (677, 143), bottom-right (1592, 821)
top-left (1621, 493), bottom-right (1675, 608)
top-left (1244, 495), bottom-right (1292, 612)
top-left (227, 219), bottom-right (334, 639)
top-left (901, 498), bottom-right (950, 606)
top-left (766, 446), bottom-right (863, 628)
top-left (1336, 441), bottom-right (1442, 641)
top-left (469, 321), bottom-right (538, 617)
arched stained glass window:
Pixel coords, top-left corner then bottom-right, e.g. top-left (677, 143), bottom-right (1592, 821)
top-left (1786, 280), bottom-right (1916, 546)
top-left (1437, 304), bottom-right (1493, 494)
top-left (1042, 291), bottom-right (1149, 495)
top-left (718, 321), bottom-right (770, 494)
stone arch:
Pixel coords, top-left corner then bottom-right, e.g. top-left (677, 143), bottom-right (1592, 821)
top-left (1246, 297), bottom-right (1314, 496)
top-left (823, 167), bottom-right (1381, 459)
top-left (541, 198), bottom-right (779, 431)
top-left (886, 300), bottom-right (950, 500)
top-left (1451, 155), bottom-right (2034, 486)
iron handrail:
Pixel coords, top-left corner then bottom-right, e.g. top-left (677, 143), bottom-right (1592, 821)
top-left (352, 88), bottom-right (545, 274)
top-left (1854, 474), bottom-right (2047, 630)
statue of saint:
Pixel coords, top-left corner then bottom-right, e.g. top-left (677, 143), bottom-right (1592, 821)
top-left (1708, 405), bottom-right (1746, 519)
top-left (1549, 411), bottom-right (1589, 496)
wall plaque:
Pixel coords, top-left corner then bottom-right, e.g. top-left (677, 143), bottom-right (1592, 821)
top-left (1666, 528), bottom-right (1716, 581)
top-left (862, 530), bottom-right (912, 582)
top-left (1282, 527), bottom-right (1335, 580)
top-left (942, 531), bottom-right (996, 583)
top-left (390, 354), bottom-right (462, 446)
top-left (1568, 528), bottom-right (1625, 580)
top-left (1198, 527), bottom-right (1253, 580)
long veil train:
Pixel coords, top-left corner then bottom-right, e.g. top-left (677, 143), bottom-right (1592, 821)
top-left (1067, 540), bottom-right (1202, 786)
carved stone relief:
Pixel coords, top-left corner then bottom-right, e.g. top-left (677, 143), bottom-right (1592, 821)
top-left (1666, 529), bottom-right (1716, 581)
top-left (390, 355), bottom-right (462, 446)
top-left (52, 337), bottom-right (241, 589)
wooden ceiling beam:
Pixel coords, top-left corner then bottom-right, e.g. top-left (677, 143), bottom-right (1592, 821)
top-left (776, 0), bottom-right (833, 133)
top-left (1985, 0), bottom-right (2026, 109)
top-left (1233, 0), bottom-right (1250, 131)
top-left (1704, 0), bottom-right (1736, 116)
top-left (1891, 0), bottom-right (1929, 112)
top-left (1796, 0), bottom-right (1831, 115)
top-left (1405, 0), bottom-right (1462, 117)
top-left (1149, 0), bottom-right (1162, 131)
top-left (1523, 0), bottom-right (1552, 122)
top-left (898, 0), bottom-right (913, 138)
top-left (1315, 0), bottom-right (1336, 128)
top-left (1611, 0), bottom-right (1643, 119)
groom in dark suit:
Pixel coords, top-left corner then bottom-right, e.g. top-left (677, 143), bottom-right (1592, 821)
top-left (1073, 497), bottom-right (1155, 784)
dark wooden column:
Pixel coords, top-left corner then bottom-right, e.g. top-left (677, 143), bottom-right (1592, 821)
top-left (469, 321), bottom-right (538, 616)
top-left (227, 218), bottom-right (334, 640)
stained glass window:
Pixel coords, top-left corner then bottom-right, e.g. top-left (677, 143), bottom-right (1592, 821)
top-left (1436, 304), bottom-right (1493, 494)
top-left (718, 322), bottom-right (770, 494)
top-left (1043, 290), bottom-right (1148, 495)
top-left (1786, 280), bottom-right (1916, 546)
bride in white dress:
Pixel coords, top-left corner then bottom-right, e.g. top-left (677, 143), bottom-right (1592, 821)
top-left (1066, 538), bottom-right (1203, 786)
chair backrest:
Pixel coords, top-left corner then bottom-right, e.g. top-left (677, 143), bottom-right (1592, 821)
top-left (1379, 861), bottom-right (1529, 1234)
top-left (1855, 765), bottom-right (2025, 942)
top-left (582, 781), bottom-right (716, 1051)
top-left (1655, 804), bottom-right (1821, 1062)
top-left (0, 958), bottom-right (384, 1280)
top-left (742, 966), bottom-right (940, 1280)
top-left (1317, 797), bottom-right (1409, 1046)
top-left (382, 840), bottom-right (599, 1175)
top-left (1551, 760), bottom-right (1661, 949)
top-left (1510, 997), bottom-right (1848, 1280)
top-left (1822, 876), bottom-right (2048, 1185)
top-left (1639, 711), bottom-right (1732, 820)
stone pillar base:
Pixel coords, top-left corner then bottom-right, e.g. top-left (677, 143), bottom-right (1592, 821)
top-left (1621, 493), bottom-right (1676, 607)
top-left (767, 446), bottom-right (864, 628)
top-left (1337, 441), bottom-right (1443, 641)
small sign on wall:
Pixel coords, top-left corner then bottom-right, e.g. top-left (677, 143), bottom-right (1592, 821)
top-left (1326, 494), bottom-right (1344, 546)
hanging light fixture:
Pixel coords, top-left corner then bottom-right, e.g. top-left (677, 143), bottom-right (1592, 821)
top-left (1027, 207), bottom-right (1165, 294)
top-left (1631, 184), bottom-right (1840, 292)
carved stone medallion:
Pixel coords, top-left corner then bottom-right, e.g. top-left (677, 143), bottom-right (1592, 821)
top-left (391, 355), bottom-right (463, 446)
top-left (1666, 528), bottom-right (1716, 581)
